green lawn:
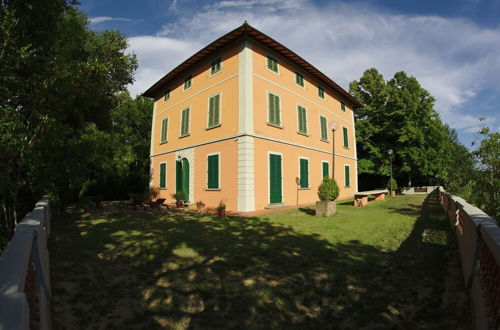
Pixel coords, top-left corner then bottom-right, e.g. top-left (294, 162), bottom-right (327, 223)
top-left (50, 194), bottom-right (469, 329)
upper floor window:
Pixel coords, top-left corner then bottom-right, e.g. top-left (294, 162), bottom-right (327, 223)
top-left (211, 58), bottom-right (222, 75)
top-left (341, 101), bottom-right (346, 112)
top-left (297, 105), bottom-right (307, 135)
top-left (208, 94), bottom-right (221, 128)
top-left (320, 115), bottom-right (328, 141)
top-left (180, 108), bottom-right (190, 137)
top-left (267, 56), bottom-right (278, 73)
top-left (184, 75), bottom-right (192, 90)
top-left (268, 93), bottom-right (281, 127)
top-left (295, 72), bottom-right (304, 87)
top-left (163, 90), bottom-right (170, 102)
top-left (343, 127), bottom-right (349, 148)
top-left (318, 86), bottom-right (325, 99)
top-left (160, 117), bottom-right (168, 143)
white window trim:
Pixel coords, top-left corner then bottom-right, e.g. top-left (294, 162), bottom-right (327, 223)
top-left (296, 103), bottom-right (308, 135)
top-left (342, 126), bottom-right (349, 149)
top-left (266, 91), bottom-right (282, 127)
top-left (206, 152), bottom-right (221, 190)
top-left (317, 86), bottom-right (325, 100)
top-left (344, 164), bottom-right (351, 188)
top-left (183, 75), bottom-right (192, 91)
top-left (159, 162), bottom-right (167, 189)
top-left (319, 115), bottom-right (329, 142)
top-left (295, 71), bottom-right (305, 89)
top-left (179, 107), bottom-right (190, 137)
top-left (209, 57), bottom-right (223, 77)
top-left (265, 55), bottom-right (280, 75)
top-left (267, 151), bottom-right (284, 205)
top-left (298, 156), bottom-right (310, 189)
top-left (206, 92), bottom-right (222, 129)
top-left (160, 117), bottom-right (169, 144)
top-left (321, 160), bottom-right (330, 178)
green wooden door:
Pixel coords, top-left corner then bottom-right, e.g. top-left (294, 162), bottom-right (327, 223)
top-left (182, 158), bottom-right (189, 202)
top-left (269, 154), bottom-right (282, 204)
top-left (176, 161), bottom-right (183, 194)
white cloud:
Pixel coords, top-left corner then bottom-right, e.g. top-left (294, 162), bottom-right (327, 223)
top-left (127, 0), bottom-right (500, 134)
top-left (89, 16), bottom-right (132, 25)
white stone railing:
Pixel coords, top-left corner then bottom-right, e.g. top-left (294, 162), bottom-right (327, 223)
top-left (438, 187), bottom-right (499, 330)
top-left (400, 186), bottom-right (440, 194)
top-left (0, 198), bottom-right (52, 330)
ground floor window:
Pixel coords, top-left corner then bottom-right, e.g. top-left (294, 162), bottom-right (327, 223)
top-left (322, 161), bottom-right (329, 178)
top-left (159, 162), bottom-right (166, 189)
top-left (344, 164), bottom-right (350, 187)
top-left (207, 153), bottom-right (220, 189)
top-left (299, 157), bottom-right (309, 188)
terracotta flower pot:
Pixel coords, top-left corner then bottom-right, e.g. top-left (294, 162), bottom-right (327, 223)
top-left (217, 209), bottom-right (225, 217)
top-left (176, 201), bottom-right (183, 208)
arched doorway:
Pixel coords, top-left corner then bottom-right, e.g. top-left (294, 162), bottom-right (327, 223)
top-left (176, 158), bottom-right (190, 202)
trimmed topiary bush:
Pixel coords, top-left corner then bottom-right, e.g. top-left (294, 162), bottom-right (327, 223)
top-left (318, 177), bottom-right (339, 201)
top-left (386, 178), bottom-right (398, 191)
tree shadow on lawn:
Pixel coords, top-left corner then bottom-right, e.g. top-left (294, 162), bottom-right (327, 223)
top-left (50, 195), bottom-right (467, 329)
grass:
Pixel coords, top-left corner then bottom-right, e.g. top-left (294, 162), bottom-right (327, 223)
top-left (50, 194), bottom-right (469, 329)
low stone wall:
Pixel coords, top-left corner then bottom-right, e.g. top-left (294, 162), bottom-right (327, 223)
top-left (400, 186), bottom-right (439, 194)
top-left (0, 198), bottom-right (52, 330)
top-left (438, 187), bottom-right (499, 330)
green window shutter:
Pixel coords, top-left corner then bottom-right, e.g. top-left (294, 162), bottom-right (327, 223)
top-left (343, 127), bottom-right (349, 148)
top-left (213, 94), bottom-right (220, 126)
top-left (300, 158), bottom-right (309, 188)
top-left (208, 96), bottom-right (214, 127)
top-left (298, 106), bottom-right (307, 134)
top-left (211, 58), bottom-right (221, 75)
top-left (345, 166), bottom-right (350, 187)
top-left (322, 162), bottom-right (329, 178)
top-left (318, 86), bottom-right (324, 99)
top-left (296, 72), bottom-right (304, 87)
top-left (269, 93), bottom-right (280, 126)
top-left (159, 163), bottom-right (166, 188)
top-left (320, 116), bottom-right (328, 141)
top-left (160, 118), bottom-right (168, 143)
top-left (341, 101), bottom-right (346, 112)
top-left (181, 108), bottom-right (189, 136)
top-left (184, 75), bottom-right (191, 89)
top-left (267, 56), bottom-right (278, 72)
top-left (207, 154), bottom-right (219, 189)
top-left (163, 90), bottom-right (170, 102)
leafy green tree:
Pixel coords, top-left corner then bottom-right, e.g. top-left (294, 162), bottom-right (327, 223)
top-left (349, 68), bottom-right (472, 187)
top-left (0, 0), bottom-right (137, 247)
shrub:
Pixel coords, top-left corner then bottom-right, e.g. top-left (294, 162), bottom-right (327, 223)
top-left (74, 199), bottom-right (96, 212)
top-left (386, 178), bottom-right (398, 191)
top-left (217, 200), bottom-right (226, 211)
top-left (318, 177), bottom-right (339, 201)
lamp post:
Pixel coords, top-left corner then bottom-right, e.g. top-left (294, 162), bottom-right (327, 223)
top-left (388, 149), bottom-right (393, 196)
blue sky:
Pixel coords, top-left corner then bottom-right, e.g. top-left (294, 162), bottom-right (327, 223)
top-left (80, 0), bottom-right (500, 148)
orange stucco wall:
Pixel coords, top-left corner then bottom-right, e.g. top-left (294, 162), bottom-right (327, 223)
top-left (151, 139), bottom-right (238, 211)
top-left (253, 138), bottom-right (356, 211)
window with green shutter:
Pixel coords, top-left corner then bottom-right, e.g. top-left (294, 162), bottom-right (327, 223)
top-left (322, 162), bottom-right (329, 178)
top-left (299, 158), bottom-right (309, 188)
top-left (320, 116), bottom-right (328, 141)
top-left (267, 56), bottom-right (278, 73)
top-left (297, 105), bottom-right (307, 134)
top-left (159, 163), bottom-right (166, 188)
top-left (163, 90), bottom-right (170, 102)
top-left (211, 58), bottom-right (221, 75)
top-left (295, 72), bottom-right (304, 87)
top-left (208, 94), bottom-right (221, 128)
top-left (160, 117), bottom-right (168, 143)
top-left (343, 127), bottom-right (349, 148)
top-left (268, 93), bottom-right (281, 126)
top-left (318, 86), bottom-right (325, 99)
top-left (180, 108), bottom-right (190, 136)
top-left (207, 154), bottom-right (219, 189)
top-left (341, 101), bottom-right (346, 112)
top-left (184, 75), bottom-right (192, 90)
top-left (344, 165), bottom-right (350, 187)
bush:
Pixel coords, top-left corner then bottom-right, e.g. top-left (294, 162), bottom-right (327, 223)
top-left (386, 178), bottom-right (398, 191)
top-left (74, 199), bottom-right (96, 212)
top-left (318, 177), bottom-right (339, 201)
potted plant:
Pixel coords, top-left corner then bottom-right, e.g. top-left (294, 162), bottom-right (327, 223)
top-left (387, 178), bottom-right (398, 197)
top-left (172, 192), bottom-right (185, 208)
top-left (195, 200), bottom-right (206, 212)
top-left (150, 186), bottom-right (160, 200)
top-left (316, 177), bottom-right (339, 217)
top-left (217, 200), bottom-right (226, 217)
